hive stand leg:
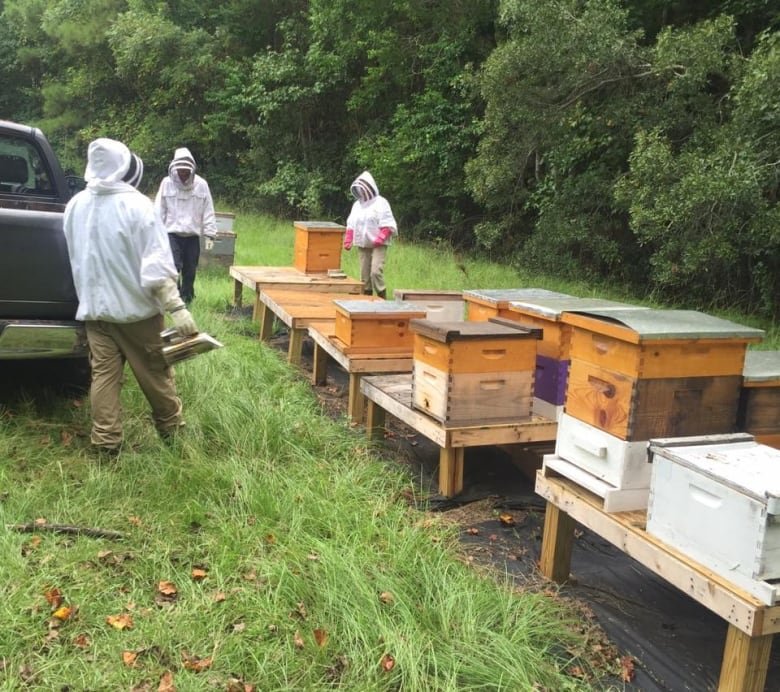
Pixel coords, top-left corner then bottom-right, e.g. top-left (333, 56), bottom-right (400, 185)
top-left (718, 625), bottom-right (772, 692)
top-left (365, 400), bottom-right (386, 442)
top-left (258, 304), bottom-right (274, 341)
top-left (288, 328), bottom-right (304, 366)
top-left (312, 343), bottom-right (327, 385)
top-left (438, 447), bottom-right (464, 497)
top-left (252, 291), bottom-right (262, 322)
top-left (539, 501), bottom-right (575, 584)
top-left (348, 374), bottom-right (365, 424)
top-left (233, 279), bottom-right (243, 308)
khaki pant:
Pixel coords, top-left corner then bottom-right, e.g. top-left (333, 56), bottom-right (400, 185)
top-left (86, 315), bottom-right (182, 449)
top-left (357, 245), bottom-right (388, 295)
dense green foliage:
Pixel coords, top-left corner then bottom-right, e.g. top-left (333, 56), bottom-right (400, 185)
top-left (1, 0), bottom-right (778, 315)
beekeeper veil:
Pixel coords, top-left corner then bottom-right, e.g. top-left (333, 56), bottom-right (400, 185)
top-left (350, 170), bottom-right (378, 203)
top-left (169, 147), bottom-right (196, 188)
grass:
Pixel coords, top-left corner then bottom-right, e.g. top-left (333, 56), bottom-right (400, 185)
top-left (0, 213), bottom-right (609, 691)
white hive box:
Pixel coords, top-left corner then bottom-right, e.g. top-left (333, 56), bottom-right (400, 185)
top-left (647, 435), bottom-right (780, 604)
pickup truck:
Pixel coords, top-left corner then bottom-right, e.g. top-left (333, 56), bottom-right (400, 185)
top-left (0, 119), bottom-right (87, 362)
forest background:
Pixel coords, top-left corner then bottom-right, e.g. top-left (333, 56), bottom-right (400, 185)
top-left (1, 0), bottom-right (778, 319)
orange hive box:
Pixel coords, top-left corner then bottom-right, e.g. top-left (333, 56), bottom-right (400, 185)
top-left (462, 288), bottom-right (570, 322)
top-left (293, 220), bottom-right (345, 274)
top-left (410, 317), bottom-right (541, 425)
top-left (739, 350), bottom-right (780, 449)
top-left (561, 308), bottom-right (765, 441)
top-left (333, 300), bottom-right (427, 355)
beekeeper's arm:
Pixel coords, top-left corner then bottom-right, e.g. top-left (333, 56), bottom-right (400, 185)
top-left (152, 279), bottom-right (198, 335)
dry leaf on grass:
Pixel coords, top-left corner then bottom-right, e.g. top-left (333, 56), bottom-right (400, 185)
top-left (157, 670), bottom-right (175, 691)
top-left (181, 650), bottom-right (213, 673)
top-left (620, 655), bottom-right (636, 682)
top-left (191, 568), bottom-right (208, 581)
top-left (380, 653), bottom-right (395, 672)
top-left (106, 613), bottom-right (133, 630)
top-left (44, 587), bottom-right (63, 609)
top-left (313, 628), bottom-right (329, 647)
top-left (293, 630), bottom-right (304, 649)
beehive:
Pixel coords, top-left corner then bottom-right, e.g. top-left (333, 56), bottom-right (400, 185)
top-left (393, 289), bottom-right (465, 322)
top-left (292, 221), bottom-right (345, 274)
top-left (463, 288), bottom-right (570, 322)
top-left (504, 297), bottom-right (645, 415)
top-left (739, 350), bottom-right (780, 449)
top-left (647, 435), bottom-right (780, 604)
top-left (410, 318), bottom-right (540, 425)
top-left (562, 309), bottom-right (764, 441)
top-left (333, 300), bottom-right (426, 354)
top-left (200, 230), bottom-right (236, 268)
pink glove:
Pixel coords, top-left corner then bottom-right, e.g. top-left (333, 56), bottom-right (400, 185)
top-left (343, 228), bottom-right (354, 250)
top-left (374, 227), bottom-right (392, 247)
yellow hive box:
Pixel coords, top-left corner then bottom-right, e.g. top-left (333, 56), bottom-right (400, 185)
top-left (293, 220), bottom-right (345, 274)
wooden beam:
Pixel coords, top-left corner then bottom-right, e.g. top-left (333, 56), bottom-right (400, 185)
top-left (539, 501), bottom-right (576, 583)
top-left (348, 373), bottom-right (365, 424)
top-left (438, 447), bottom-right (464, 497)
top-left (365, 400), bottom-right (385, 442)
top-left (258, 304), bottom-right (274, 341)
top-left (718, 625), bottom-right (772, 692)
top-left (312, 342), bottom-right (328, 385)
top-left (288, 328), bottom-right (304, 366)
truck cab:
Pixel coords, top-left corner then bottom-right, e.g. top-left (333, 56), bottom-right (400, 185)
top-left (0, 120), bottom-right (87, 360)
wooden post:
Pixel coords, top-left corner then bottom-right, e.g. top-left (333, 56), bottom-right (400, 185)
top-left (438, 447), bottom-right (464, 497)
top-left (312, 342), bottom-right (327, 385)
top-left (539, 501), bottom-right (576, 583)
top-left (258, 304), bottom-right (274, 341)
top-left (288, 328), bottom-right (303, 366)
top-left (233, 278), bottom-right (243, 308)
top-left (718, 625), bottom-right (772, 692)
top-left (365, 399), bottom-right (386, 442)
top-left (252, 291), bottom-right (262, 322)
top-left (348, 374), bottom-right (365, 424)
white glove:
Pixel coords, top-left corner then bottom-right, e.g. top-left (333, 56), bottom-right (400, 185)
top-left (171, 307), bottom-right (198, 336)
top-left (205, 237), bottom-right (215, 251)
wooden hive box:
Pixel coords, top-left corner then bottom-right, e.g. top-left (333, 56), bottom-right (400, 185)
top-left (293, 220), bottom-right (345, 274)
top-left (410, 318), bottom-right (541, 425)
top-left (739, 350), bottom-right (780, 449)
top-left (647, 435), bottom-right (780, 605)
top-left (393, 289), bottom-right (465, 322)
top-left (504, 297), bottom-right (647, 418)
top-left (463, 288), bottom-right (571, 322)
top-left (562, 309), bottom-right (765, 441)
top-left (333, 300), bottom-right (426, 354)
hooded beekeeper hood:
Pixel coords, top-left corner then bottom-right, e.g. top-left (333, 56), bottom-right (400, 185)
top-left (169, 147), bottom-right (197, 189)
top-left (350, 171), bottom-right (379, 203)
top-left (84, 138), bottom-right (144, 192)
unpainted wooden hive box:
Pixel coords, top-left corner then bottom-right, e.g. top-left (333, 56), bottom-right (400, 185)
top-left (647, 435), bottom-right (780, 605)
top-left (462, 288), bottom-right (570, 322)
top-left (293, 220), bottom-right (345, 274)
top-left (333, 300), bottom-right (427, 354)
top-left (410, 317), bottom-right (541, 425)
top-left (561, 308), bottom-right (765, 441)
top-left (739, 350), bottom-right (780, 449)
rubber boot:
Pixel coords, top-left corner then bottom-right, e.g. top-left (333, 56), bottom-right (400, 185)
top-left (376, 290), bottom-right (386, 299)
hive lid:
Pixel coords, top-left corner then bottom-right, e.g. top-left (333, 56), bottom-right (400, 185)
top-left (294, 220), bottom-right (345, 232)
top-left (649, 436), bottom-right (780, 512)
top-left (333, 300), bottom-right (427, 317)
top-left (508, 296), bottom-right (645, 321)
top-left (742, 350), bottom-right (780, 384)
top-left (560, 308), bottom-right (765, 343)
top-left (410, 318), bottom-right (541, 343)
top-left (462, 287), bottom-right (571, 307)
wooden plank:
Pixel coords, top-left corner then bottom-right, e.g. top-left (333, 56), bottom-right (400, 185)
top-left (539, 501), bottom-right (576, 583)
top-left (439, 447), bottom-right (465, 497)
top-left (258, 304), bottom-right (274, 341)
top-left (312, 341), bottom-right (328, 385)
top-left (229, 265), bottom-right (363, 294)
top-left (718, 625), bottom-right (772, 692)
top-left (365, 399), bottom-right (386, 442)
top-left (535, 470), bottom-right (780, 636)
top-left (307, 325), bottom-right (414, 374)
top-left (233, 277), bottom-right (243, 308)
top-left (288, 328), bottom-right (304, 366)
top-left (348, 373), bottom-right (365, 424)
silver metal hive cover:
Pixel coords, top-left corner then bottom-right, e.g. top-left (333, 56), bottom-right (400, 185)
top-left (743, 350), bottom-right (780, 383)
top-left (462, 287), bottom-right (571, 306)
top-left (508, 296), bottom-right (645, 320)
top-left (333, 300), bottom-right (427, 315)
top-left (568, 308), bottom-right (765, 340)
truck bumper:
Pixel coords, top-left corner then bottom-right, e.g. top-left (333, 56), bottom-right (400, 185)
top-left (0, 320), bottom-right (88, 359)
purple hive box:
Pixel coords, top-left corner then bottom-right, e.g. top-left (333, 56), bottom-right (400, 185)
top-left (535, 355), bottom-right (569, 405)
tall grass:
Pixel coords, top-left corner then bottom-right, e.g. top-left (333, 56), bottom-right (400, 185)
top-left (0, 213), bottom-right (607, 690)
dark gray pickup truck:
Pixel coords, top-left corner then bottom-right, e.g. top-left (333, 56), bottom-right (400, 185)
top-left (0, 120), bottom-right (87, 360)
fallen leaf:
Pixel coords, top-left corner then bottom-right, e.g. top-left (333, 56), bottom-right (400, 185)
top-left (380, 653), bottom-right (395, 672)
top-left (44, 587), bottom-right (63, 609)
top-left (232, 622), bottom-right (246, 633)
top-left (293, 631), bottom-right (304, 649)
top-left (465, 527), bottom-right (479, 535)
top-left (307, 553), bottom-right (320, 561)
top-left (294, 602), bottom-right (307, 620)
top-left (106, 613), bottom-right (134, 630)
top-left (60, 430), bottom-right (73, 446)
top-left (620, 655), bottom-right (636, 682)
top-left (52, 606), bottom-right (73, 621)
top-left (379, 591), bottom-right (394, 604)
top-left (123, 650), bottom-right (139, 667)
top-left (72, 633), bottom-right (91, 648)
top-left (157, 670), bottom-right (175, 692)
top-left (157, 581), bottom-right (178, 597)
top-left (488, 534), bottom-right (498, 542)
top-left (213, 592), bottom-right (226, 603)
top-left (127, 516), bottom-right (143, 527)
top-left (191, 568), bottom-right (208, 581)
top-left (181, 651), bottom-right (213, 673)
top-left (498, 513), bottom-right (515, 526)
top-left (313, 628), bottom-right (328, 647)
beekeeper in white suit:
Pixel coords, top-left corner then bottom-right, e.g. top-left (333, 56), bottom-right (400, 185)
top-left (343, 170), bottom-right (397, 298)
top-left (63, 138), bottom-right (197, 457)
top-left (155, 147), bottom-right (217, 304)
